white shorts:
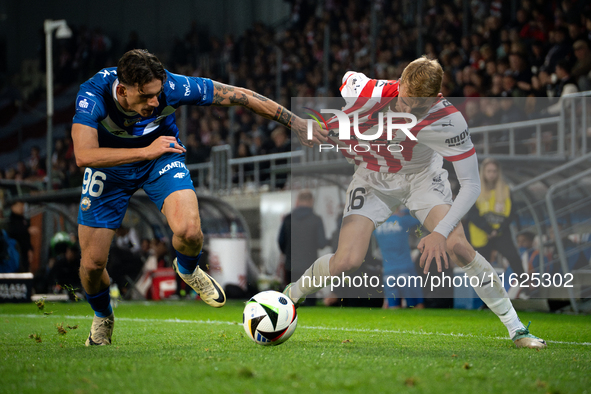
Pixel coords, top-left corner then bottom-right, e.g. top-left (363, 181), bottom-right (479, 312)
top-left (342, 165), bottom-right (453, 227)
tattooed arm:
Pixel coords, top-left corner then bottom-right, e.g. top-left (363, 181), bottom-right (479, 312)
top-left (210, 81), bottom-right (326, 147)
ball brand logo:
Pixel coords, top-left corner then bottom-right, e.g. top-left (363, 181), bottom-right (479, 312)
top-left (306, 108), bottom-right (418, 142)
top-left (278, 297), bottom-right (288, 305)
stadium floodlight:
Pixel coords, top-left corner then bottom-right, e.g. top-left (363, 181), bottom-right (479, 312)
top-left (44, 19), bottom-right (72, 191)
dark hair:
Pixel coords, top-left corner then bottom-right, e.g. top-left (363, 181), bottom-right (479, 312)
top-left (117, 49), bottom-right (166, 92)
top-left (518, 231), bottom-right (535, 241)
top-left (556, 59), bottom-right (572, 74)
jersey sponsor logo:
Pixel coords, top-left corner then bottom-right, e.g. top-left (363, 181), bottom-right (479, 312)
top-left (169, 81), bottom-right (175, 90)
top-left (159, 161), bottom-right (187, 176)
top-left (76, 95), bottom-right (96, 114)
top-left (173, 172), bottom-right (186, 179)
top-left (444, 129), bottom-right (470, 147)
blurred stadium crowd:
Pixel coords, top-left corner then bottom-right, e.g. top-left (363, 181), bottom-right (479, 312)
top-left (1, 0), bottom-right (591, 188)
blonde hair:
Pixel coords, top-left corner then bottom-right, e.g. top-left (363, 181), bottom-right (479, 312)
top-left (477, 158), bottom-right (509, 211)
top-left (399, 56), bottom-right (443, 97)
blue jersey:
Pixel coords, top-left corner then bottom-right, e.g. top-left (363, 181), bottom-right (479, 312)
top-left (72, 67), bottom-right (214, 148)
top-left (374, 213), bottom-right (420, 275)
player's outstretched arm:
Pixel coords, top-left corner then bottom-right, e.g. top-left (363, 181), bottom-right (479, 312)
top-left (72, 123), bottom-right (186, 168)
top-left (210, 81), bottom-right (327, 147)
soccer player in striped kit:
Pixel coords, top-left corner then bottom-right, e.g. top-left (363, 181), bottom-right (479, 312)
top-left (285, 57), bottom-right (546, 349)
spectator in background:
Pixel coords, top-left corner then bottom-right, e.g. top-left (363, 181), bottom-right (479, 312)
top-left (15, 161), bottom-right (29, 180)
top-left (46, 232), bottom-right (81, 298)
top-left (546, 59), bottom-right (579, 115)
top-left (107, 225), bottom-right (145, 296)
top-left (516, 231), bottom-right (545, 274)
top-left (185, 133), bottom-right (211, 164)
top-left (7, 201), bottom-right (34, 273)
top-left (269, 127), bottom-right (291, 189)
top-left (115, 225), bottom-right (141, 255)
top-left (278, 190), bottom-right (328, 302)
top-left (26, 146), bottom-right (46, 181)
top-left (547, 224), bottom-right (589, 273)
top-left (543, 27), bottom-right (571, 74)
top-left (135, 238), bottom-right (171, 299)
top-left (571, 40), bottom-right (591, 91)
top-left (467, 158), bottom-right (525, 278)
top-left (374, 207), bottom-right (424, 309)
top-left (66, 161), bottom-right (84, 188)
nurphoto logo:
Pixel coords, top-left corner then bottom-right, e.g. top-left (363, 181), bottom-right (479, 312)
top-left (305, 107), bottom-right (418, 153)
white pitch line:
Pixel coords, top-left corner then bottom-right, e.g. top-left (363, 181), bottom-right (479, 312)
top-left (2, 313), bottom-right (590, 346)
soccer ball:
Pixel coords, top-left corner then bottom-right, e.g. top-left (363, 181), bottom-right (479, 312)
top-left (243, 290), bottom-right (298, 346)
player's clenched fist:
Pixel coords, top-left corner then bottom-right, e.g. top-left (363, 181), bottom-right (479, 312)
top-left (144, 136), bottom-right (186, 160)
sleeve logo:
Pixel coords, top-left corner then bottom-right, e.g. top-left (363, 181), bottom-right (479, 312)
top-left (183, 77), bottom-right (191, 96)
top-left (445, 129), bottom-right (470, 147)
top-left (76, 95), bottom-right (96, 115)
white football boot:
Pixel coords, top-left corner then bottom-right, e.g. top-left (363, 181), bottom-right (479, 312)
top-left (85, 313), bottom-right (114, 346)
top-left (173, 258), bottom-right (226, 307)
top-left (512, 321), bottom-right (547, 349)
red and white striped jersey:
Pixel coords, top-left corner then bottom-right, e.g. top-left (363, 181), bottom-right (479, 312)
top-left (327, 71), bottom-right (475, 174)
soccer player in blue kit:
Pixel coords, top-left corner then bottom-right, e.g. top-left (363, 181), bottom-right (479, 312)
top-left (374, 207), bottom-right (424, 309)
top-left (72, 49), bottom-right (325, 345)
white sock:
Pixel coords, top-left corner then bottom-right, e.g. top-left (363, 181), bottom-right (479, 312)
top-left (291, 254), bottom-right (333, 300)
top-left (498, 307), bottom-right (525, 339)
top-left (461, 252), bottom-right (525, 338)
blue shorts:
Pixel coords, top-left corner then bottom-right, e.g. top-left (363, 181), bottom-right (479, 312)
top-left (383, 272), bottom-right (424, 308)
top-left (77, 152), bottom-right (193, 229)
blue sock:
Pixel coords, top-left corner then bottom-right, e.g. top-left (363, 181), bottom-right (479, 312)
top-left (86, 287), bottom-right (113, 318)
top-left (175, 250), bottom-right (202, 275)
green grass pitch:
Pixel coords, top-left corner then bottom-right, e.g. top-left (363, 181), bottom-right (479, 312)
top-left (1, 300), bottom-right (590, 394)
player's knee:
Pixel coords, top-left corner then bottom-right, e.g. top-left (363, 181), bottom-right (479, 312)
top-left (175, 222), bottom-right (204, 247)
top-left (80, 256), bottom-right (107, 277)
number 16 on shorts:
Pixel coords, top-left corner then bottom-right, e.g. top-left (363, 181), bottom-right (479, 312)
top-left (347, 187), bottom-right (366, 211)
